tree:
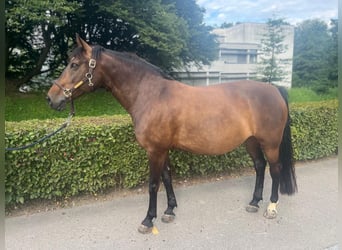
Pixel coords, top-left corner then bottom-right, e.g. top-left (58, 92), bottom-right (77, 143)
top-left (161, 0), bottom-right (218, 67)
top-left (96, 0), bottom-right (192, 70)
top-left (5, 0), bottom-right (218, 90)
top-left (5, 0), bottom-right (78, 89)
top-left (93, 0), bottom-right (218, 70)
top-left (327, 19), bottom-right (338, 85)
top-left (257, 17), bottom-right (290, 84)
top-left (292, 19), bottom-right (337, 91)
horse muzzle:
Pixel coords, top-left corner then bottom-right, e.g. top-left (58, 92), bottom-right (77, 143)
top-left (46, 95), bottom-right (67, 111)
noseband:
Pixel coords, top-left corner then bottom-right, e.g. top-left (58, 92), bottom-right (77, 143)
top-left (54, 58), bottom-right (97, 98)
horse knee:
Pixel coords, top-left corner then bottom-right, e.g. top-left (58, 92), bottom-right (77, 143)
top-left (255, 159), bottom-right (266, 171)
top-left (149, 181), bottom-right (160, 193)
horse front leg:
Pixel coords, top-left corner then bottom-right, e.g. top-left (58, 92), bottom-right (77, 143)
top-left (161, 155), bottom-right (177, 223)
top-left (138, 151), bottom-right (166, 234)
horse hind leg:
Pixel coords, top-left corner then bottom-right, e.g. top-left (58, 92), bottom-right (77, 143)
top-left (245, 137), bottom-right (267, 213)
top-left (263, 135), bottom-right (297, 219)
top-left (263, 147), bottom-right (282, 219)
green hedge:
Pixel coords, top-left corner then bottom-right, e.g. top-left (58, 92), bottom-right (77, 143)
top-left (290, 101), bottom-right (338, 159)
top-left (5, 100), bottom-right (337, 206)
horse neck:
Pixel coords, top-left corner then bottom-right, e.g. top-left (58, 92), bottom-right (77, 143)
top-left (100, 52), bottom-right (165, 115)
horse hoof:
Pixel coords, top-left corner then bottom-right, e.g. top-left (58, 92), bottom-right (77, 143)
top-left (161, 214), bottom-right (175, 223)
top-left (246, 204), bottom-right (259, 213)
top-left (263, 202), bottom-right (278, 219)
top-left (138, 224), bottom-right (153, 234)
top-left (264, 210), bottom-right (277, 219)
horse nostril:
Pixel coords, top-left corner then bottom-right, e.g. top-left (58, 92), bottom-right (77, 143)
top-left (46, 96), bottom-right (51, 104)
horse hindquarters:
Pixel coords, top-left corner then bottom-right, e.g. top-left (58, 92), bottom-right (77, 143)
top-left (246, 85), bottom-right (297, 218)
top-left (263, 87), bottom-right (297, 218)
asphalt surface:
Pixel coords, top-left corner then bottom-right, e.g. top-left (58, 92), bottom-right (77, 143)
top-left (5, 157), bottom-right (338, 250)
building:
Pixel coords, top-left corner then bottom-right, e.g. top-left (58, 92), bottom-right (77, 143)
top-left (172, 23), bottom-right (294, 88)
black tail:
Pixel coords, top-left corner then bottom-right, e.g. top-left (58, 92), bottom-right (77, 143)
top-left (277, 87), bottom-right (297, 195)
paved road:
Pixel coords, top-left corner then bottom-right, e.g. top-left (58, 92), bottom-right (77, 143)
top-left (5, 158), bottom-right (338, 250)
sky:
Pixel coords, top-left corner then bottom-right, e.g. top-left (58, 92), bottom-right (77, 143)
top-left (196, 0), bottom-right (338, 26)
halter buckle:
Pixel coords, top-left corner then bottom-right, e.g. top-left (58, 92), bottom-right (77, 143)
top-left (85, 72), bottom-right (94, 87)
top-left (89, 59), bottom-right (96, 68)
top-left (63, 88), bottom-right (72, 98)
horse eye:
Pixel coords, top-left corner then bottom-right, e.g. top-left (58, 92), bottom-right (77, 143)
top-left (70, 63), bottom-right (79, 69)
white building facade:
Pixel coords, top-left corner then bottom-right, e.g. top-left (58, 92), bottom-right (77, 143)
top-left (172, 23), bottom-right (294, 88)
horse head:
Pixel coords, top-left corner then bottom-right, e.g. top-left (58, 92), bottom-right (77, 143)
top-left (47, 34), bottom-right (102, 111)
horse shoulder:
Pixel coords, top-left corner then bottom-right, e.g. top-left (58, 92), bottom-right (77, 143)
top-left (132, 80), bottom-right (182, 151)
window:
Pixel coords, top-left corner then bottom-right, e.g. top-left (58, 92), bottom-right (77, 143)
top-left (220, 49), bottom-right (247, 64)
top-left (249, 54), bottom-right (257, 64)
top-left (221, 54), bottom-right (247, 64)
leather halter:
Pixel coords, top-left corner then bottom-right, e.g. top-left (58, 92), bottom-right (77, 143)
top-left (53, 58), bottom-right (97, 98)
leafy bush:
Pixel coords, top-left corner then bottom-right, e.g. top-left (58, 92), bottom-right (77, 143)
top-left (5, 101), bottom-right (337, 206)
top-left (290, 101), bottom-right (338, 159)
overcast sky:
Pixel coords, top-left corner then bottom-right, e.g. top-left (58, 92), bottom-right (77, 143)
top-left (196, 0), bottom-right (338, 26)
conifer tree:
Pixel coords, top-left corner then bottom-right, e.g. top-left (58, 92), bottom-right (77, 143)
top-left (257, 17), bottom-right (289, 84)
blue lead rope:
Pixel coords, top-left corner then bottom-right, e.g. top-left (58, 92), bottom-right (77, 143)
top-left (5, 105), bottom-right (74, 151)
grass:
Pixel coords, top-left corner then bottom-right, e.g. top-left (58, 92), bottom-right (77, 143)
top-left (5, 87), bottom-right (337, 122)
top-left (5, 89), bottom-right (127, 122)
top-left (288, 87), bottom-right (337, 103)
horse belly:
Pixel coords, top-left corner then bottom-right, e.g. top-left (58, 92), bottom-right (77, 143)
top-left (176, 139), bottom-right (244, 155)
top-left (174, 119), bottom-right (250, 155)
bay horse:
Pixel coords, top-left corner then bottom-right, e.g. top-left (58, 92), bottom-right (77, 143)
top-left (47, 35), bottom-right (297, 234)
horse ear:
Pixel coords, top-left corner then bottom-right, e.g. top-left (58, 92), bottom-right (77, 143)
top-left (75, 33), bottom-right (92, 58)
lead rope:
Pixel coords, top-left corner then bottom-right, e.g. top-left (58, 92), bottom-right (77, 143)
top-left (5, 100), bottom-right (75, 151)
